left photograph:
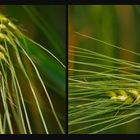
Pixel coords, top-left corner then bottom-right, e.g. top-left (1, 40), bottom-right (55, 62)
top-left (0, 5), bottom-right (66, 134)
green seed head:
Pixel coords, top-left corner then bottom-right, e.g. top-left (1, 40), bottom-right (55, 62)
top-left (0, 45), bottom-right (5, 52)
top-left (0, 15), bottom-right (16, 32)
top-left (110, 95), bottom-right (128, 104)
top-left (117, 95), bottom-right (128, 101)
top-left (110, 96), bottom-right (117, 100)
top-left (0, 15), bottom-right (9, 25)
top-left (0, 24), bottom-right (6, 30)
top-left (0, 52), bottom-right (5, 61)
top-left (0, 33), bottom-right (10, 43)
top-left (127, 89), bottom-right (139, 99)
top-left (8, 22), bottom-right (17, 31)
top-left (107, 91), bottom-right (117, 97)
top-left (116, 89), bottom-right (127, 96)
top-left (0, 33), bottom-right (6, 41)
top-left (124, 95), bottom-right (134, 104)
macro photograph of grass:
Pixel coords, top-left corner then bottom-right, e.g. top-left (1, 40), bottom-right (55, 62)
top-left (0, 5), bottom-right (66, 134)
top-left (68, 5), bottom-right (140, 134)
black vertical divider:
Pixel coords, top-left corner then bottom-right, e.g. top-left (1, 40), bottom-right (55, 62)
top-left (66, 1), bottom-right (68, 135)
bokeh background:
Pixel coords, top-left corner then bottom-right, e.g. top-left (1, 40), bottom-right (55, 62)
top-left (69, 5), bottom-right (140, 134)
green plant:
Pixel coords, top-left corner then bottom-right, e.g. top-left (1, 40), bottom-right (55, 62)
top-left (68, 32), bottom-right (140, 134)
top-left (0, 11), bottom-right (65, 134)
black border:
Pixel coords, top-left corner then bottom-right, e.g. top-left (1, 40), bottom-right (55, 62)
top-left (66, 2), bottom-right (68, 135)
top-left (0, 134), bottom-right (137, 139)
top-left (0, 0), bottom-right (66, 5)
top-left (1, 0), bottom-right (140, 137)
top-left (3, 0), bottom-right (140, 5)
top-left (68, 0), bottom-right (140, 5)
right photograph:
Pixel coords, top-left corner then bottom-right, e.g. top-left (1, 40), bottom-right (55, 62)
top-left (68, 5), bottom-right (140, 134)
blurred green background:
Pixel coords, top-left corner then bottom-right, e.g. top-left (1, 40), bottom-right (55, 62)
top-left (0, 5), bottom-right (66, 133)
top-left (0, 5), bottom-right (65, 63)
top-left (69, 5), bottom-right (140, 134)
